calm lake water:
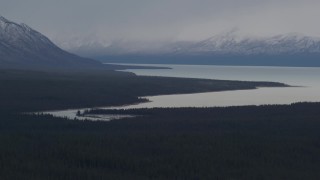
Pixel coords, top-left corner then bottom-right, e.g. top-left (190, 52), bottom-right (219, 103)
top-left (118, 64), bottom-right (320, 108)
top-left (45, 64), bottom-right (320, 120)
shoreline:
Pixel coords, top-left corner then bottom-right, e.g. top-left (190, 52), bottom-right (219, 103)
top-left (39, 85), bottom-right (295, 121)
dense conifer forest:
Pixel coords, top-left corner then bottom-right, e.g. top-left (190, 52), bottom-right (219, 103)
top-left (2, 103), bottom-right (320, 179)
top-left (2, 69), bottom-right (319, 179)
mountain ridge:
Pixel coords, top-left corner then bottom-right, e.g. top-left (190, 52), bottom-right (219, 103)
top-left (59, 32), bottom-right (320, 57)
top-left (0, 16), bottom-right (101, 70)
top-left (57, 31), bottom-right (320, 67)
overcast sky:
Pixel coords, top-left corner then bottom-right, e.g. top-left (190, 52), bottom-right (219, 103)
top-left (1, 0), bottom-right (320, 43)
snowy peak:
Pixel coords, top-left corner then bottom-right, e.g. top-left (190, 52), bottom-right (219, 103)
top-left (0, 16), bottom-right (25, 32)
top-left (0, 16), bottom-right (15, 30)
top-left (180, 33), bottom-right (320, 55)
top-left (0, 16), bottom-right (54, 48)
top-left (0, 16), bottom-right (11, 24)
top-left (0, 16), bottom-right (9, 24)
top-left (60, 31), bottom-right (320, 58)
top-left (0, 16), bottom-right (100, 69)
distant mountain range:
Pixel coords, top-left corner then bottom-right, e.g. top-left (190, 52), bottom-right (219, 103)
top-left (0, 16), bottom-right (101, 69)
top-left (179, 32), bottom-right (320, 56)
top-left (61, 32), bottom-right (320, 56)
top-left (60, 32), bottom-right (320, 67)
top-left (1, 15), bottom-right (319, 68)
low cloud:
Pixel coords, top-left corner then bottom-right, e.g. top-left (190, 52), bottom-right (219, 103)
top-left (1, 0), bottom-right (320, 43)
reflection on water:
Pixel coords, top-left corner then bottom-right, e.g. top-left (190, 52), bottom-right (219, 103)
top-left (45, 64), bottom-right (320, 120)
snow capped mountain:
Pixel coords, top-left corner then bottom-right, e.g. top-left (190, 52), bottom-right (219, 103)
top-left (0, 16), bottom-right (100, 69)
top-left (57, 38), bottom-right (192, 57)
top-left (182, 32), bottom-right (320, 55)
top-left (60, 31), bottom-right (320, 58)
top-left (0, 16), bottom-right (53, 48)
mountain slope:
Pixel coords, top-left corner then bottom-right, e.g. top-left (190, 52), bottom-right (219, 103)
top-left (58, 31), bottom-right (320, 67)
top-left (60, 32), bottom-right (320, 57)
top-left (0, 16), bottom-right (101, 69)
top-left (178, 33), bottom-right (320, 55)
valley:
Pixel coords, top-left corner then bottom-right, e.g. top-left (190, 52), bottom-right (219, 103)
top-left (1, 11), bottom-right (320, 180)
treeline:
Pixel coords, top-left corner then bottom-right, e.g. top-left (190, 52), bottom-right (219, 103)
top-left (0, 69), bottom-right (288, 112)
top-left (1, 102), bottom-right (320, 179)
top-left (83, 102), bottom-right (320, 118)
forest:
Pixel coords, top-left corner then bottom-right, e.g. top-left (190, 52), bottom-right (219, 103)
top-left (1, 103), bottom-right (320, 179)
top-left (2, 69), bottom-right (320, 179)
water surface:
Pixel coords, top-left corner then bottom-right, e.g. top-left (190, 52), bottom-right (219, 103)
top-left (46, 64), bottom-right (320, 120)
top-left (116, 64), bottom-right (320, 108)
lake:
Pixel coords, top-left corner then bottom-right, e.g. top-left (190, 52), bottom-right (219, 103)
top-left (45, 64), bottom-right (320, 120)
top-left (118, 64), bottom-right (320, 107)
